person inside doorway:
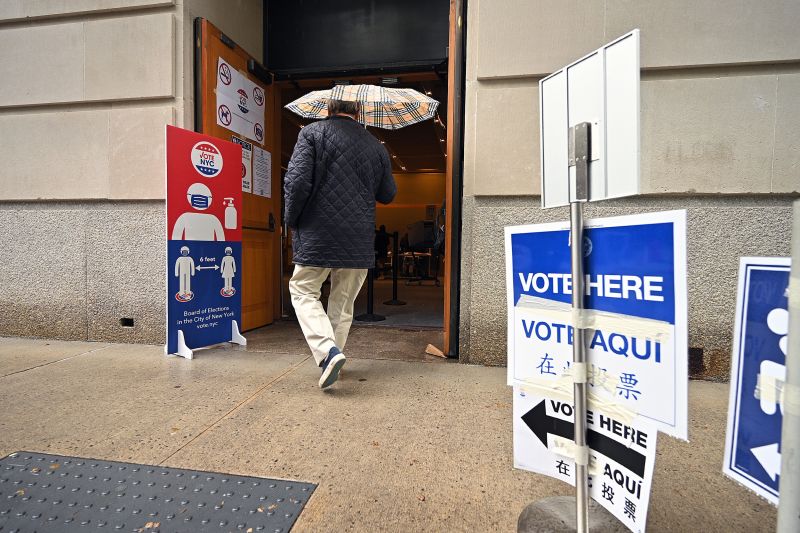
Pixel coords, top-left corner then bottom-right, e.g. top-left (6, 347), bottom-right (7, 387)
top-left (374, 224), bottom-right (390, 278)
top-left (284, 98), bottom-right (397, 389)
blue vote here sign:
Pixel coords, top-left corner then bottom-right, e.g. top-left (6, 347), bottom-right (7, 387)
top-left (504, 210), bottom-right (689, 439)
top-left (723, 257), bottom-right (790, 505)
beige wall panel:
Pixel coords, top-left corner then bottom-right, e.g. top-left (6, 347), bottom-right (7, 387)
top-left (186, 0), bottom-right (263, 60)
top-left (0, 109), bottom-right (110, 199)
top-left (473, 81), bottom-right (539, 196)
top-left (0, 22), bottom-right (84, 107)
top-left (465, 0), bottom-right (479, 81)
top-left (179, 0), bottom-right (263, 128)
top-left (462, 0), bottom-right (479, 196)
top-left (0, 1), bottom-right (174, 22)
top-left (606, 0), bottom-right (800, 69)
top-left (476, 0), bottom-right (605, 79)
top-left (773, 73), bottom-right (800, 193)
top-left (109, 105), bottom-right (175, 199)
top-left (84, 13), bottom-right (175, 101)
top-left (641, 75), bottom-right (776, 194)
top-left (462, 80), bottom-right (478, 197)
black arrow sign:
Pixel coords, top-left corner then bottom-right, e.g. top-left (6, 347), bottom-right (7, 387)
top-left (521, 400), bottom-right (646, 477)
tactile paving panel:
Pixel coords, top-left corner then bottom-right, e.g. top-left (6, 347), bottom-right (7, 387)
top-left (0, 452), bottom-right (315, 533)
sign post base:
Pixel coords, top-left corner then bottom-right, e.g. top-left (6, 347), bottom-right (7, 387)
top-left (175, 330), bottom-right (194, 360)
top-left (231, 320), bottom-right (247, 346)
top-left (518, 496), bottom-right (625, 533)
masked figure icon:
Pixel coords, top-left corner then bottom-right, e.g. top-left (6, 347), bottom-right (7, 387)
top-left (175, 246), bottom-right (196, 301)
top-left (220, 246), bottom-right (237, 297)
top-left (171, 183), bottom-right (226, 241)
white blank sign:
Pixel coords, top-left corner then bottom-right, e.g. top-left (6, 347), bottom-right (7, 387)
top-left (539, 30), bottom-right (640, 208)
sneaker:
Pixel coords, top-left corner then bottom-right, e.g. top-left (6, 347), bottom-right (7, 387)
top-left (319, 347), bottom-right (346, 389)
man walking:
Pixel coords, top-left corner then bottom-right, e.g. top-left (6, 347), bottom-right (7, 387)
top-left (284, 99), bottom-right (397, 388)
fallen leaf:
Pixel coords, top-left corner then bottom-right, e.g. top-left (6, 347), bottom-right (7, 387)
top-left (144, 523), bottom-right (154, 529)
top-left (257, 506), bottom-right (264, 513)
top-left (418, 494), bottom-right (426, 502)
top-left (247, 529), bottom-right (253, 533)
top-left (30, 467), bottom-right (41, 473)
top-left (268, 504), bottom-right (277, 511)
top-left (49, 464), bottom-right (60, 470)
top-left (15, 489), bottom-right (24, 496)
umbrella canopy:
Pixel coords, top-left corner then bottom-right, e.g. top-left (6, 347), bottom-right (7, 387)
top-left (285, 84), bottom-right (439, 130)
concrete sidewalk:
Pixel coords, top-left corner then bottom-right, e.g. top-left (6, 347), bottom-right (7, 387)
top-left (0, 324), bottom-right (776, 532)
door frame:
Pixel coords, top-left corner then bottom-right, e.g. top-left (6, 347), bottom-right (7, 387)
top-left (267, 1), bottom-right (468, 358)
top-left (197, 1), bottom-right (469, 356)
top-left (443, 0), bottom-right (467, 357)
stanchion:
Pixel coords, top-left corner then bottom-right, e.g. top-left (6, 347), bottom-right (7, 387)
top-left (384, 231), bottom-right (406, 306)
top-left (355, 267), bottom-right (385, 322)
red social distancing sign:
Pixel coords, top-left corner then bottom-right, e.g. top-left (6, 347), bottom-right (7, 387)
top-left (166, 126), bottom-right (242, 243)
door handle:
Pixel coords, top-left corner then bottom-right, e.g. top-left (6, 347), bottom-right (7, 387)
top-left (267, 213), bottom-right (276, 232)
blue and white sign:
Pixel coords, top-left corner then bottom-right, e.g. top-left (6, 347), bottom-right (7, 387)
top-left (505, 210), bottom-right (688, 439)
top-left (723, 257), bottom-right (790, 505)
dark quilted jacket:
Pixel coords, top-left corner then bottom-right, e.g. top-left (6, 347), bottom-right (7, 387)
top-left (284, 116), bottom-right (397, 268)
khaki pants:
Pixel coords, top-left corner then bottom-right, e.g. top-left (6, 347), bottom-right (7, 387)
top-left (289, 265), bottom-right (368, 366)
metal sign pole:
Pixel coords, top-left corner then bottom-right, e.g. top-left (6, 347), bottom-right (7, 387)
top-left (569, 122), bottom-right (591, 532)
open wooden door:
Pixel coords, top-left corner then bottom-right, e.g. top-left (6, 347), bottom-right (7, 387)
top-left (444, 0), bottom-right (466, 356)
top-left (194, 18), bottom-right (282, 331)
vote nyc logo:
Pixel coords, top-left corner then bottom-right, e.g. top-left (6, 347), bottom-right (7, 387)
top-left (191, 142), bottom-right (223, 177)
top-left (237, 89), bottom-right (250, 114)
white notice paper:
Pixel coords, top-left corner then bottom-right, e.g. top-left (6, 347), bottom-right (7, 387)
top-left (216, 57), bottom-right (266, 144)
top-left (253, 146), bottom-right (271, 198)
top-left (230, 136), bottom-right (253, 194)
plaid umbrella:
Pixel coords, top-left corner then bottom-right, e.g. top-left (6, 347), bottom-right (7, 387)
top-left (285, 84), bottom-right (439, 130)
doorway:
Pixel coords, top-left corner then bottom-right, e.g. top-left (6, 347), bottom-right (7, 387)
top-left (194, 0), bottom-right (466, 356)
top-left (278, 73), bottom-right (448, 332)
